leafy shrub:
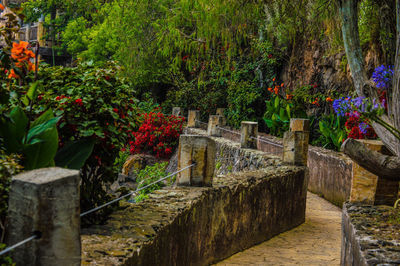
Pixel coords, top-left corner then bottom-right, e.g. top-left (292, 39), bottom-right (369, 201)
top-left (130, 112), bottom-right (184, 158)
top-left (312, 113), bottom-right (347, 151)
top-left (0, 151), bottom-right (22, 265)
top-left (134, 162), bottom-right (169, 202)
top-left (35, 61), bottom-right (142, 224)
top-left (264, 83), bottom-right (308, 137)
top-left (227, 80), bottom-right (264, 129)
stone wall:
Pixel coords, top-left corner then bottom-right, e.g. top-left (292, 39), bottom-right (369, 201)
top-left (82, 130), bottom-right (308, 265)
top-left (186, 128), bottom-right (281, 176)
top-left (341, 203), bottom-right (400, 265)
top-left (202, 126), bottom-right (352, 207)
top-left (307, 146), bottom-right (353, 207)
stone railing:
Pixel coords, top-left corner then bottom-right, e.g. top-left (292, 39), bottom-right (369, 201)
top-left (188, 110), bottom-right (398, 208)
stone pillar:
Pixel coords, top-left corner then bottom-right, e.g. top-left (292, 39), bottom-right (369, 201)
top-left (37, 20), bottom-right (46, 47)
top-left (283, 118), bottom-right (310, 166)
top-left (240, 121), bottom-right (258, 149)
top-left (207, 115), bottom-right (223, 137)
top-left (6, 167), bottom-right (81, 265)
top-left (290, 118), bottom-right (310, 132)
top-left (187, 110), bottom-right (200, 128)
top-left (216, 108), bottom-right (227, 126)
top-left (177, 135), bottom-right (216, 186)
top-left (25, 24), bottom-right (31, 42)
top-left (350, 140), bottom-right (399, 205)
top-left (172, 107), bottom-right (182, 117)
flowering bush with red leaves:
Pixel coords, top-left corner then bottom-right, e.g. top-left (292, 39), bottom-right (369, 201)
top-left (130, 112), bottom-right (185, 158)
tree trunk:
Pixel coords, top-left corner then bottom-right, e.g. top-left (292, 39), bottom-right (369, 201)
top-left (342, 138), bottom-right (400, 180)
top-left (338, 0), bottom-right (400, 156)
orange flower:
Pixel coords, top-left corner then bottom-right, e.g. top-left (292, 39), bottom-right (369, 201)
top-left (281, 83), bottom-right (284, 87)
top-left (8, 69), bottom-right (19, 79)
top-left (272, 77), bottom-right (276, 82)
top-left (311, 98), bottom-right (319, 106)
top-left (274, 87), bottom-right (279, 95)
top-left (0, 4), bottom-right (4, 10)
top-left (286, 94), bottom-right (293, 100)
top-left (326, 97), bottom-right (333, 102)
top-left (10, 41), bottom-right (36, 74)
top-left (268, 87), bottom-right (273, 92)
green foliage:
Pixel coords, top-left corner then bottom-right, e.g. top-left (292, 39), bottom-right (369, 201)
top-left (134, 162), bottom-right (168, 202)
top-left (34, 61), bottom-right (141, 224)
top-left (227, 80), bottom-right (263, 129)
top-left (0, 151), bottom-right (22, 265)
top-left (264, 95), bottom-right (292, 137)
top-left (312, 113), bottom-right (347, 151)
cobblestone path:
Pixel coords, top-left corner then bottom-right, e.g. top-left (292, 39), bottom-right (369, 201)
top-left (215, 192), bottom-right (342, 266)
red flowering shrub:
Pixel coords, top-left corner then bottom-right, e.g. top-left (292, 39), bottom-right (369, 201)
top-left (130, 112), bottom-right (185, 158)
top-left (345, 113), bottom-right (377, 140)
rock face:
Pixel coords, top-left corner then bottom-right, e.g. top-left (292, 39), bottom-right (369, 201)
top-left (122, 154), bottom-right (160, 177)
top-left (341, 203), bottom-right (400, 265)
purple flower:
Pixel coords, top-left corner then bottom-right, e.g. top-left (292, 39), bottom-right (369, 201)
top-left (333, 97), bottom-right (352, 117)
top-left (372, 65), bottom-right (394, 90)
top-left (359, 122), bottom-right (369, 134)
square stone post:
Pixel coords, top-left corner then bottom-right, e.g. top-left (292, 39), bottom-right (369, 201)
top-left (350, 140), bottom-right (399, 205)
top-left (207, 115), bottom-right (223, 137)
top-left (177, 135), bottom-right (216, 186)
top-left (187, 110), bottom-right (200, 128)
top-left (216, 108), bottom-right (227, 126)
top-left (283, 119), bottom-right (310, 166)
top-left (6, 167), bottom-right (81, 265)
top-left (172, 107), bottom-right (182, 117)
top-left (240, 121), bottom-right (258, 149)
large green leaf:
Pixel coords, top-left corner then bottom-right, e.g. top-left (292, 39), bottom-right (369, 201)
top-left (0, 107), bottom-right (28, 153)
top-left (26, 117), bottom-right (61, 144)
top-left (23, 109), bottom-right (59, 170)
top-left (26, 81), bottom-right (39, 101)
top-left (24, 126), bottom-right (59, 170)
top-left (55, 138), bottom-right (95, 170)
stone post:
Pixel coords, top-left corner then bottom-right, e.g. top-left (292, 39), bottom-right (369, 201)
top-left (25, 24), bottom-right (31, 42)
top-left (177, 135), bottom-right (216, 186)
top-left (350, 140), bottom-right (399, 205)
top-left (216, 108), bottom-right (227, 126)
top-left (6, 167), bottom-right (81, 265)
top-left (240, 121), bottom-right (258, 149)
top-left (187, 110), bottom-right (200, 128)
top-left (283, 118), bottom-right (310, 166)
top-left (207, 115), bottom-right (223, 137)
top-left (290, 118), bottom-right (310, 132)
top-left (37, 19), bottom-right (46, 47)
top-left (172, 107), bottom-right (182, 117)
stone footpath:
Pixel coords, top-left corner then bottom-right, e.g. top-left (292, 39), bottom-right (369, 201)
top-left (215, 192), bottom-right (341, 266)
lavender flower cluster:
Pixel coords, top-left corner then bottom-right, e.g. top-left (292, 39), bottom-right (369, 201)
top-left (372, 65), bottom-right (394, 90)
top-left (333, 97), bottom-right (383, 117)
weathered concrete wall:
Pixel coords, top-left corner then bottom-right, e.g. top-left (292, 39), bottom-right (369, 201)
top-left (341, 203), bottom-right (400, 265)
top-left (82, 166), bottom-right (307, 265)
top-left (307, 146), bottom-right (353, 207)
top-left (82, 129), bottom-right (308, 265)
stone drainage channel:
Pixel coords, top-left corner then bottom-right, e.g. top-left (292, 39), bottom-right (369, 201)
top-left (215, 192), bottom-right (342, 266)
